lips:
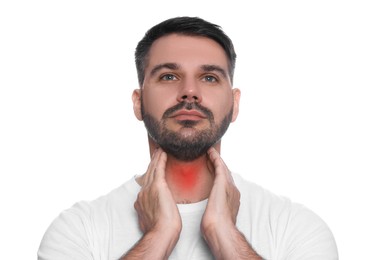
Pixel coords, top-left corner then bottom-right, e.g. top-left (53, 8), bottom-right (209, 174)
top-left (169, 110), bottom-right (207, 120)
top-left (162, 102), bottom-right (214, 123)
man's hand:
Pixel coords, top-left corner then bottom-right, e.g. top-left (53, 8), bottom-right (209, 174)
top-left (202, 147), bottom-right (240, 234)
top-left (201, 147), bottom-right (262, 260)
top-left (122, 148), bottom-right (181, 259)
top-left (134, 148), bottom-right (181, 234)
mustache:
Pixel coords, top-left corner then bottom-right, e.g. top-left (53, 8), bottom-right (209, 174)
top-left (162, 102), bottom-right (214, 121)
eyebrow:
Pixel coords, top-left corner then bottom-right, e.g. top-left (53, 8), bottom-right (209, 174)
top-left (150, 63), bottom-right (180, 78)
top-left (200, 64), bottom-right (228, 79)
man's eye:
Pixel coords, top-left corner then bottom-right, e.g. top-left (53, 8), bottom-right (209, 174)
top-left (161, 74), bottom-right (177, 81)
top-left (203, 75), bottom-right (217, 83)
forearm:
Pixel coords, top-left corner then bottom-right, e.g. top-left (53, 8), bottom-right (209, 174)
top-left (120, 229), bottom-right (180, 260)
top-left (203, 224), bottom-right (262, 260)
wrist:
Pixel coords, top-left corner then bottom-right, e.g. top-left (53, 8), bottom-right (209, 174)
top-left (202, 222), bottom-right (237, 259)
top-left (155, 218), bottom-right (182, 238)
top-left (122, 227), bottom-right (180, 260)
top-left (152, 224), bottom-right (181, 249)
top-left (202, 223), bottom-right (262, 260)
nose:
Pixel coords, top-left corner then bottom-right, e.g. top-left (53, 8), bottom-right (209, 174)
top-left (176, 79), bottom-right (202, 103)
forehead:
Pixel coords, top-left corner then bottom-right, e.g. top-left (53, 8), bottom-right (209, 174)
top-left (146, 34), bottom-right (229, 71)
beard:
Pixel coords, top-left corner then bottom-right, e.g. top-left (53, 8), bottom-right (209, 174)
top-left (141, 99), bottom-right (233, 161)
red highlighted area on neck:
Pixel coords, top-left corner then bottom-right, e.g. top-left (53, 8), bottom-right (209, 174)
top-left (168, 162), bottom-right (202, 192)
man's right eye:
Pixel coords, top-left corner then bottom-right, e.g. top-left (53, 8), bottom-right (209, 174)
top-left (160, 74), bottom-right (177, 81)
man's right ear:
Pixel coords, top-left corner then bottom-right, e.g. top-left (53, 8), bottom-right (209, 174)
top-left (132, 89), bottom-right (143, 121)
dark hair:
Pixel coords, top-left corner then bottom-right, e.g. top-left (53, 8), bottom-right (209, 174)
top-left (135, 16), bottom-right (236, 86)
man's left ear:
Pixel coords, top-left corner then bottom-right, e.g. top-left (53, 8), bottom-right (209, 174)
top-left (231, 88), bottom-right (241, 122)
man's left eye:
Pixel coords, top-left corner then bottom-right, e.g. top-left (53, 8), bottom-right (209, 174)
top-left (204, 75), bottom-right (217, 82)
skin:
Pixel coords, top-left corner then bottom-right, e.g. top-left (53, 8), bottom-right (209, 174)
top-left (121, 34), bottom-right (261, 259)
top-left (165, 159), bottom-right (210, 203)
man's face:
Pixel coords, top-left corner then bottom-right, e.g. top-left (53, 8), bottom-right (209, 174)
top-left (133, 34), bottom-right (240, 161)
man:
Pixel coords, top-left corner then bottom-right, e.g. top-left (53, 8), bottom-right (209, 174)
top-left (38, 17), bottom-right (338, 259)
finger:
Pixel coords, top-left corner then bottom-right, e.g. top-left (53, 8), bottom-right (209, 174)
top-left (207, 147), bottom-right (228, 173)
top-left (207, 147), bottom-right (220, 166)
top-left (207, 147), bottom-right (234, 182)
top-left (144, 148), bottom-right (161, 186)
top-left (154, 150), bottom-right (168, 181)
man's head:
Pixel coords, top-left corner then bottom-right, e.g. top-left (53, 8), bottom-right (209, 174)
top-left (135, 16), bottom-right (236, 87)
top-left (132, 17), bottom-right (240, 161)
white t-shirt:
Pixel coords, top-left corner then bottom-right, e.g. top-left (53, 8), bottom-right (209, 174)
top-left (38, 173), bottom-right (338, 259)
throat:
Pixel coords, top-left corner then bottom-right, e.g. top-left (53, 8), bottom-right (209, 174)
top-left (172, 165), bottom-right (199, 190)
top-left (166, 159), bottom-right (211, 203)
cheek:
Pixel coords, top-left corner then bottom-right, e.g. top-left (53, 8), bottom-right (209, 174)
top-left (206, 92), bottom-right (233, 120)
top-left (142, 90), bottom-right (175, 116)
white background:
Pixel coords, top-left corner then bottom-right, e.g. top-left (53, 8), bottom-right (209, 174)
top-left (1, 0), bottom-right (389, 259)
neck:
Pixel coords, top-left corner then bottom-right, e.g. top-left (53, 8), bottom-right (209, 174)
top-left (146, 139), bottom-right (220, 204)
top-left (165, 155), bottom-right (213, 203)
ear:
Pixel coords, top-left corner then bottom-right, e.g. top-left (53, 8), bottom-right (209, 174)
top-left (231, 88), bottom-right (241, 122)
top-left (132, 89), bottom-right (143, 121)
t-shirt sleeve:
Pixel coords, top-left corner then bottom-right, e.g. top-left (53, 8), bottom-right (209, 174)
top-left (231, 173), bottom-right (338, 259)
top-left (38, 202), bottom-right (94, 260)
top-left (282, 205), bottom-right (338, 260)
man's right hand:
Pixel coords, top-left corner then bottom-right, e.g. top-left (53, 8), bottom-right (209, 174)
top-left (134, 148), bottom-right (181, 234)
top-left (122, 148), bottom-right (181, 259)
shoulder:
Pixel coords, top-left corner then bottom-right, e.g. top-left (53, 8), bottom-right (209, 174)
top-left (38, 177), bottom-right (139, 260)
top-left (51, 176), bottom-right (139, 224)
top-left (232, 173), bottom-right (338, 259)
top-left (232, 172), bottom-right (322, 220)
